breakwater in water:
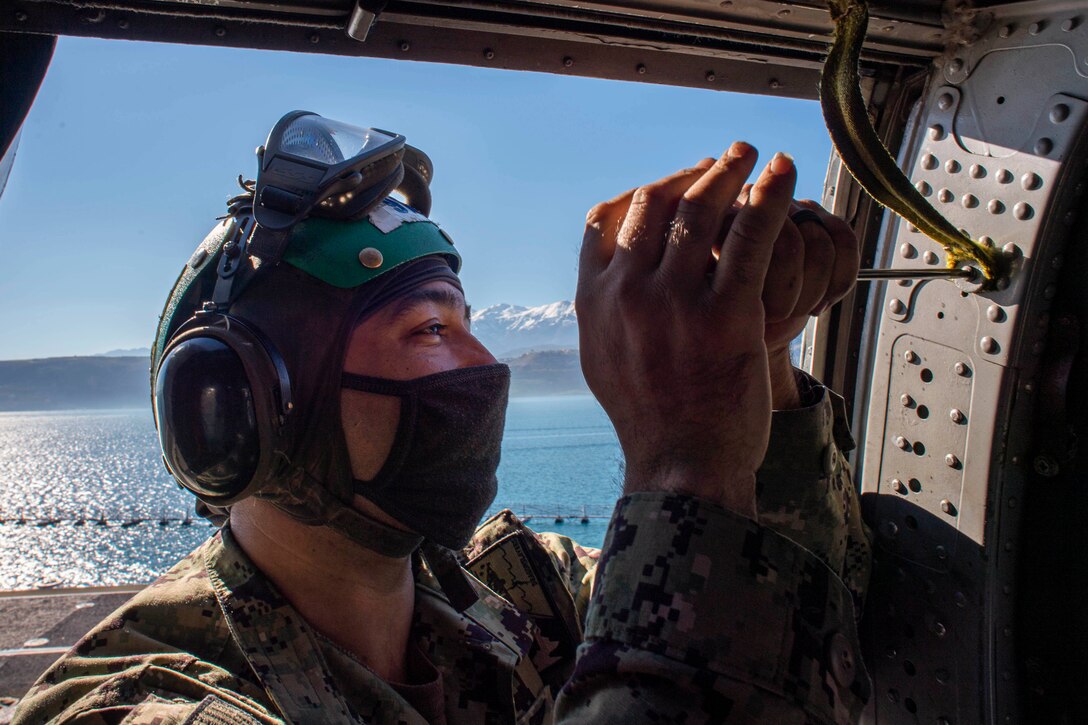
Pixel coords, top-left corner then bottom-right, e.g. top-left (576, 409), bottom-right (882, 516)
top-left (0, 397), bottom-right (623, 590)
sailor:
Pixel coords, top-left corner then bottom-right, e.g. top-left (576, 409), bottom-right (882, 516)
top-left (14, 114), bottom-right (870, 724)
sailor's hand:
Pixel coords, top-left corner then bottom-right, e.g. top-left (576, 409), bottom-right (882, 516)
top-left (577, 143), bottom-right (797, 518)
top-left (725, 192), bottom-right (861, 408)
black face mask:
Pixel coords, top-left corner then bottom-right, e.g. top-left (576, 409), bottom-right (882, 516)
top-left (341, 363), bottom-right (510, 550)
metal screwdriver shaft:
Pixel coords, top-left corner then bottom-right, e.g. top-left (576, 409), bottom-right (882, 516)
top-left (857, 267), bottom-right (976, 281)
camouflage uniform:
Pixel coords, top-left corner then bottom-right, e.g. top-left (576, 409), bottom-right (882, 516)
top-left (14, 378), bottom-right (870, 724)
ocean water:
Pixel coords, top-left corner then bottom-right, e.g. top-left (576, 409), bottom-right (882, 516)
top-left (0, 397), bottom-right (621, 590)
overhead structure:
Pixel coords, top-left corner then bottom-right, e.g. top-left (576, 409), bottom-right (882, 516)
top-left (1, 1), bottom-right (950, 99)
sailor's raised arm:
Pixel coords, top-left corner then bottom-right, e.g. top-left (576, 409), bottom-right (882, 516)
top-left (557, 145), bottom-right (871, 723)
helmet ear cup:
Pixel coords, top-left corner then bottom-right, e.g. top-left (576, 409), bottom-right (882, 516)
top-left (154, 315), bottom-right (292, 507)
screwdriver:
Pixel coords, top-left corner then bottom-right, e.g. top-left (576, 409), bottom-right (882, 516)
top-left (857, 267), bottom-right (976, 281)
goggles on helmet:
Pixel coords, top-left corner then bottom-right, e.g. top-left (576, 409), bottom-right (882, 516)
top-left (255, 111), bottom-right (408, 231)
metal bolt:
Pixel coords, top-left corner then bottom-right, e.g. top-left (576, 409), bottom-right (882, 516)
top-left (928, 124), bottom-right (946, 141)
top-left (118, 19), bottom-right (129, 29)
top-left (950, 408), bottom-right (966, 423)
top-left (948, 59), bottom-right (964, 74)
top-left (14, 9), bottom-right (28, 21)
top-left (887, 689), bottom-right (899, 704)
top-left (936, 669), bottom-right (950, 684)
top-left (999, 24), bottom-right (1013, 38)
top-left (1009, 200), bottom-right (1035, 219)
top-left (776, 8), bottom-right (791, 17)
top-left (705, 70), bottom-right (715, 81)
top-left (1034, 454), bottom-right (1059, 477)
top-left (896, 436), bottom-right (911, 450)
top-left (889, 299), bottom-right (906, 315)
top-left (987, 305), bottom-right (1005, 322)
top-left (988, 199), bottom-right (1006, 214)
top-left (980, 236), bottom-right (995, 247)
top-left (954, 361), bottom-right (969, 376)
top-left (981, 336), bottom-right (999, 354)
top-left (636, 63), bottom-right (646, 74)
top-left (484, 48), bottom-right (495, 60)
top-left (399, 40), bottom-right (411, 51)
top-left (309, 33), bottom-right (320, 43)
top-left (936, 545), bottom-right (948, 560)
top-left (563, 56), bottom-right (574, 67)
top-left (1034, 138), bottom-right (1054, 156)
top-left (904, 350), bottom-right (919, 363)
top-left (1061, 18), bottom-right (1078, 32)
top-left (945, 453), bottom-right (961, 468)
top-left (215, 26), bottom-right (226, 37)
top-left (945, 159), bottom-right (961, 173)
top-left (1051, 103), bottom-right (1071, 123)
top-left (886, 521), bottom-right (899, 537)
top-left (901, 394), bottom-right (914, 407)
top-left (893, 479), bottom-right (907, 494)
top-left (941, 499), bottom-right (956, 515)
top-left (900, 242), bottom-right (918, 258)
top-left (962, 193), bottom-right (978, 208)
top-left (924, 250), bottom-right (939, 265)
top-left (997, 168), bottom-right (1013, 184)
top-left (1003, 242), bottom-right (1021, 258)
top-left (932, 621), bottom-right (947, 637)
top-left (1029, 22), bottom-right (1044, 35)
top-left (969, 164), bottom-right (986, 179)
top-left (938, 188), bottom-right (953, 203)
top-left (922, 154), bottom-right (938, 170)
top-left (768, 78), bottom-right (782, 89)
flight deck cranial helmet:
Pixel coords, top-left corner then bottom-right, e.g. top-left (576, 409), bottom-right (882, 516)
top-left (151, 111), bottom-right (460, 512)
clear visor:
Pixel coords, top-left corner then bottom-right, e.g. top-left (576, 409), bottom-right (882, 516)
top-left (278, 115), bottom-right (398, 165)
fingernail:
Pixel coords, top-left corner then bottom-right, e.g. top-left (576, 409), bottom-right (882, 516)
top-left (770, 151), bottom-right (794, 175)
top-left (728, 141), bottom-right (754, 160)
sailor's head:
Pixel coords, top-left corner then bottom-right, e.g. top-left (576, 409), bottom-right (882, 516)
top-left (151, 113), bottom-right (509, 555)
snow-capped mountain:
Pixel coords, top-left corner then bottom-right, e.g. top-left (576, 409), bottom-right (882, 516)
top-left (471, 301), bottom-right (578, 358)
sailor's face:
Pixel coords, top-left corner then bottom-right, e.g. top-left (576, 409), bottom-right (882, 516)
top-left (340, 279), bottom-right (496, 481)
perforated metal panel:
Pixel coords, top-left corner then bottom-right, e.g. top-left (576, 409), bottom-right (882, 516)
top-left (857, 4), bottom-right (1088, 724)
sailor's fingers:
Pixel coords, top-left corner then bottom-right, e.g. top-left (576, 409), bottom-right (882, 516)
top-left (660, 143), bottom-right (758, 285)
top-left (787, 201), bottom-right (836, 317)
top-left (761, 219), bottom-right (805, 323)
top-left (580, 186), bottom-right (636, 285)
top-left (795, 199), bottom-right (860, 313)
top-left (608, 159), bottom-right (716, 274)
top-left (711, 153), bottom-right (797, 304)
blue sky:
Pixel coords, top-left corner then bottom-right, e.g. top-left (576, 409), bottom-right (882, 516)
top-left (0, 37), bottom-right (832, 360)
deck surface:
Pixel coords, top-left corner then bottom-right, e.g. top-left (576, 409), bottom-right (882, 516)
top-left (0, 585), bottom-right (145, 723)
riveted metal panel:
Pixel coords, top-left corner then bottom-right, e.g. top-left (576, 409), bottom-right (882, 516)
top-left (858, 4), bottom-right (1088, 724)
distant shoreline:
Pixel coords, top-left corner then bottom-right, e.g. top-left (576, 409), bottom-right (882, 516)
top-left (0, 350), bottom-right (591, 412)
